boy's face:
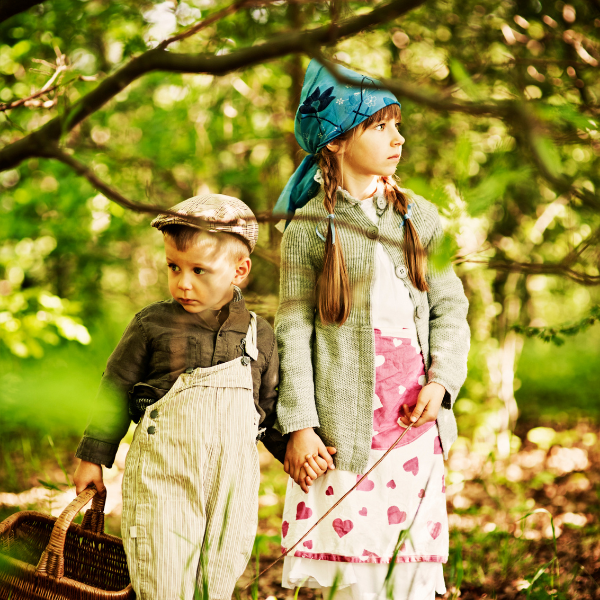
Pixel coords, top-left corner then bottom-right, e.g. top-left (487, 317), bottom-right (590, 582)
top-left (165, 233), bottom-right (251, 314)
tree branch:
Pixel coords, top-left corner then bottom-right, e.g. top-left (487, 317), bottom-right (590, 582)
top-left (0, 0), bottom-right (425, 172)
top-left (41, 146), bottom-right (600, 286)
top-left (461, 258), bottom-right (600, 285)
top-left (0, 0), bottom-right (46, 23)
top-left (158, 0), bottom-right (257, 49)
top-left (48, 147), bottom-right (173, 215)
top-left (314, 55), bottom-right (600, 210)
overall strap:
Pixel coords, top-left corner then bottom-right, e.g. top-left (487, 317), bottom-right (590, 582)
top-left (243, 311), bottom-right (259, 361)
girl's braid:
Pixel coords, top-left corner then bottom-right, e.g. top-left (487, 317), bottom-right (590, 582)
top-left (317, 149), bottom-right (351, 325)
top-left (382, 177), bottom-right (429, 292)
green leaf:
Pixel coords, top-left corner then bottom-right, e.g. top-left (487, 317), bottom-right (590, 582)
top-left (123, 35), bottom-right (147, 58)
top-left (463, 167), bottom-right (529, 216)
top-left (430, 231), bottom-right (458, 272)
top-left (531, 133), bottom-right (563, 176)
top-left (37, 479), bottom-right (62, 491)
top-left (454, 135), bottom-right (473, 184)
top-left (449, 59), bottom-right (479, 99)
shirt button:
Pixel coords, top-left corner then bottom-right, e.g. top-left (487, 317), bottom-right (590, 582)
top-left (376, 196), bottom-right (387, 210)
top-left (150, 409), bottom-right (159, 419)
top-left (395, 265), bottom-right (407, 278)
top-left (185, 367), bottom-right (194, 374)
top-left (241, 356), bottom-right (251, 366)
top-left (366, 225), bottom-right (379, 240)
top-left (147, 426), bottom-right (156, 435)
top-left (416, 306), bottom-right (425, 319)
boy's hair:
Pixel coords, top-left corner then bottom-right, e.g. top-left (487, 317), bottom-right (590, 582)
top-left (316, 103), bottom-right (428, 326)
top-left (161, 224), bottom-right (250, 263)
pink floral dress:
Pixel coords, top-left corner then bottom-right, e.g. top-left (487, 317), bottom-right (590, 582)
top-left (280, 193), bottom-right (448, 598)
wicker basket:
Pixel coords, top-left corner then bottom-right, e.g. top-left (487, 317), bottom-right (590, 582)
top-left (0, 487), bottom-right (134, 599)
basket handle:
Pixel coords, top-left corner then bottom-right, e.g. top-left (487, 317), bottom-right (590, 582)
top-left (36, 486), bottom-right (107, 579)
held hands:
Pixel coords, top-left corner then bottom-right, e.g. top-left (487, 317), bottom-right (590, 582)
top-left (73, 459), bottom-right (106, 496)
top-left (284, 428), bottom-right (336, 494)
top-left (398, 382), bottom-right (446, 428)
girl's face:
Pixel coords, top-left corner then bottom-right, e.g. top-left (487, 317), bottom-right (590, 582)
top-left (332, 116), bottom-right (405, 179)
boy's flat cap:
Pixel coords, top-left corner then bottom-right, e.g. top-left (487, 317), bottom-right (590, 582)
top-left (151, 194), bottom-right (259, 252)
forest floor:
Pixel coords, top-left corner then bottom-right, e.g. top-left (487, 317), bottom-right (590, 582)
top-left (1, 419), bottom-right (599, 599)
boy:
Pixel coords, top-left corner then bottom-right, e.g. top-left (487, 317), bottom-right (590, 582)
top-left (74, 194), bottom-right (286, 600)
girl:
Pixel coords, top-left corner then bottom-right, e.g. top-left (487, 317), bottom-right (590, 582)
top-left (272, 60), bottom-right (470, 599)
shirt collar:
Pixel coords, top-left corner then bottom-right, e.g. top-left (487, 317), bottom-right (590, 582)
top-left (200, 287), bottom-right (248, 332)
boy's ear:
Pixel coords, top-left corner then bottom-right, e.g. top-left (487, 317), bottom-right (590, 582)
top-left (232, 257), bottom-right (251, 285)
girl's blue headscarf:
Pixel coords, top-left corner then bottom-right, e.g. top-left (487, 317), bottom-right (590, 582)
top-left (273, 59), bottom-right (400, 217)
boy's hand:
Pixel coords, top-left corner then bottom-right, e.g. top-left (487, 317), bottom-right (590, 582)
top-left (398, 382), bottom-right (446, 428)
top-left (284, 428), bottom-right (336, 493)
top-left (74, 459), bottom-right (106, 496)
top-left (303, 450), bottom-right (335, 482)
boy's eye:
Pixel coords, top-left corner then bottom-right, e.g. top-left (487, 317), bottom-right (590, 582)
top-left (375, 123), bottom-right (385, 130)
top-left (395, 122), bottom-right (402, 131)
top-left (168, 263), bottom-right (179, 272)
top-left (193, 267), bottom-right (205, 275)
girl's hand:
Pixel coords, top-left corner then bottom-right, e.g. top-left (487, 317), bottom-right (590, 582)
top-left (284, 428), bottom-right (336, 493)
top-left (74, 459), bottom-right (106, 496)
top-left (398, 382), bottom-right (446, 428)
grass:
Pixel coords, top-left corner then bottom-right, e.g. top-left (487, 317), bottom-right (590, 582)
top-left (1, 319), bottom-right (600, 598)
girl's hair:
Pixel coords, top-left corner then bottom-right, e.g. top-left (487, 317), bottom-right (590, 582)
top-left (316, 103), bottom-right (428, 326)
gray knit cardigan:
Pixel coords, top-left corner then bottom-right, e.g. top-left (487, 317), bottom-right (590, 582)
top-left (274, 188), bottom-right (470, 473)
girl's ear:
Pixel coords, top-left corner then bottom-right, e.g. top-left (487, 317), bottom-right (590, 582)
top-left (326, 140), bottom-right (343, 154)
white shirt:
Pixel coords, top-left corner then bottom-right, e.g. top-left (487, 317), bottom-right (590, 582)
top-left (359, 195), bottom-right (420, 349)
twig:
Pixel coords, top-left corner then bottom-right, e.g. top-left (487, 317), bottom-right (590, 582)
top-left (35, 148), bottom-right (600, 283)
top-left (461, 258), bottom-right (600, 285)
top-left (0, 47), bottom-right (71, 113)
top-left (512, 304), bottom-right (600, 344)
top-left (1, 81), bottom-right (63, 112)
top-left (159, 0), bottom-right (258, 50)
top-left (242, 424), bottom-right (414, 590)
top-left (314, 55), bottom-right (600, 211)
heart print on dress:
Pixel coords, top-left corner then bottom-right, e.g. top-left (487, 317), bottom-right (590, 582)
top-left (403, 457), bottom-right (419, 476)
top-left (427, 521), bottom-right (442, 539)
top-left (356, 474), bottom-right (375, 491)
top-left (332, 518), bottom-right (354, 538)
top-left (296, 502), bottom-right (313, 520)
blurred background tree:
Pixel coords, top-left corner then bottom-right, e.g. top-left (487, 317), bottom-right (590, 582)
top-left (1, 1), bottom-right (600, 594)
top-left (1, 0), bottom-right (599, 458)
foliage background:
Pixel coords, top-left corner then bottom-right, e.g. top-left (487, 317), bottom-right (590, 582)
top-left (1, 0), bottom-right (600, 597)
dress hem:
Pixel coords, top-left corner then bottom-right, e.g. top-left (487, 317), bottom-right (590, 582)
top-left (283, 548), bottom-right (447, 564)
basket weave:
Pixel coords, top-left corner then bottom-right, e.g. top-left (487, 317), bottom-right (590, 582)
top-left (0, 487), bottom-right (134, 599)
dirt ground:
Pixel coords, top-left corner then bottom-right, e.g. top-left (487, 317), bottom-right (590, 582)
top-left (1, 420), bottom-right (600, 598)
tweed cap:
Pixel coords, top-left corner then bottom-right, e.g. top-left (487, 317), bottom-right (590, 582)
top-left (151, 194), bottom-right (259, 252)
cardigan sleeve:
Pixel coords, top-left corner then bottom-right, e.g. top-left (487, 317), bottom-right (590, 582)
top-left (425, 209), bottom-right (470, 407)
top-left (274, 218), bottom-right (321, 435)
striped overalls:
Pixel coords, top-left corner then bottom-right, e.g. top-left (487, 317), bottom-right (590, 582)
top-left (122, 313), bottom-right (261, 599)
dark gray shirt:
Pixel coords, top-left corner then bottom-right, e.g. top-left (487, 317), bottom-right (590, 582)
top-left (76, 289), bottom-right (286, 467)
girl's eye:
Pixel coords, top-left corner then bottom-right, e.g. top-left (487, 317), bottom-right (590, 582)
top-left (375, 123), bottom-right (385, 131)
top-left (395, 122), bottom-right (402, 131)
top-left (168, 263), bottom-right (179, 272)
top-left (193, 267), bottom-right (205, 275)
